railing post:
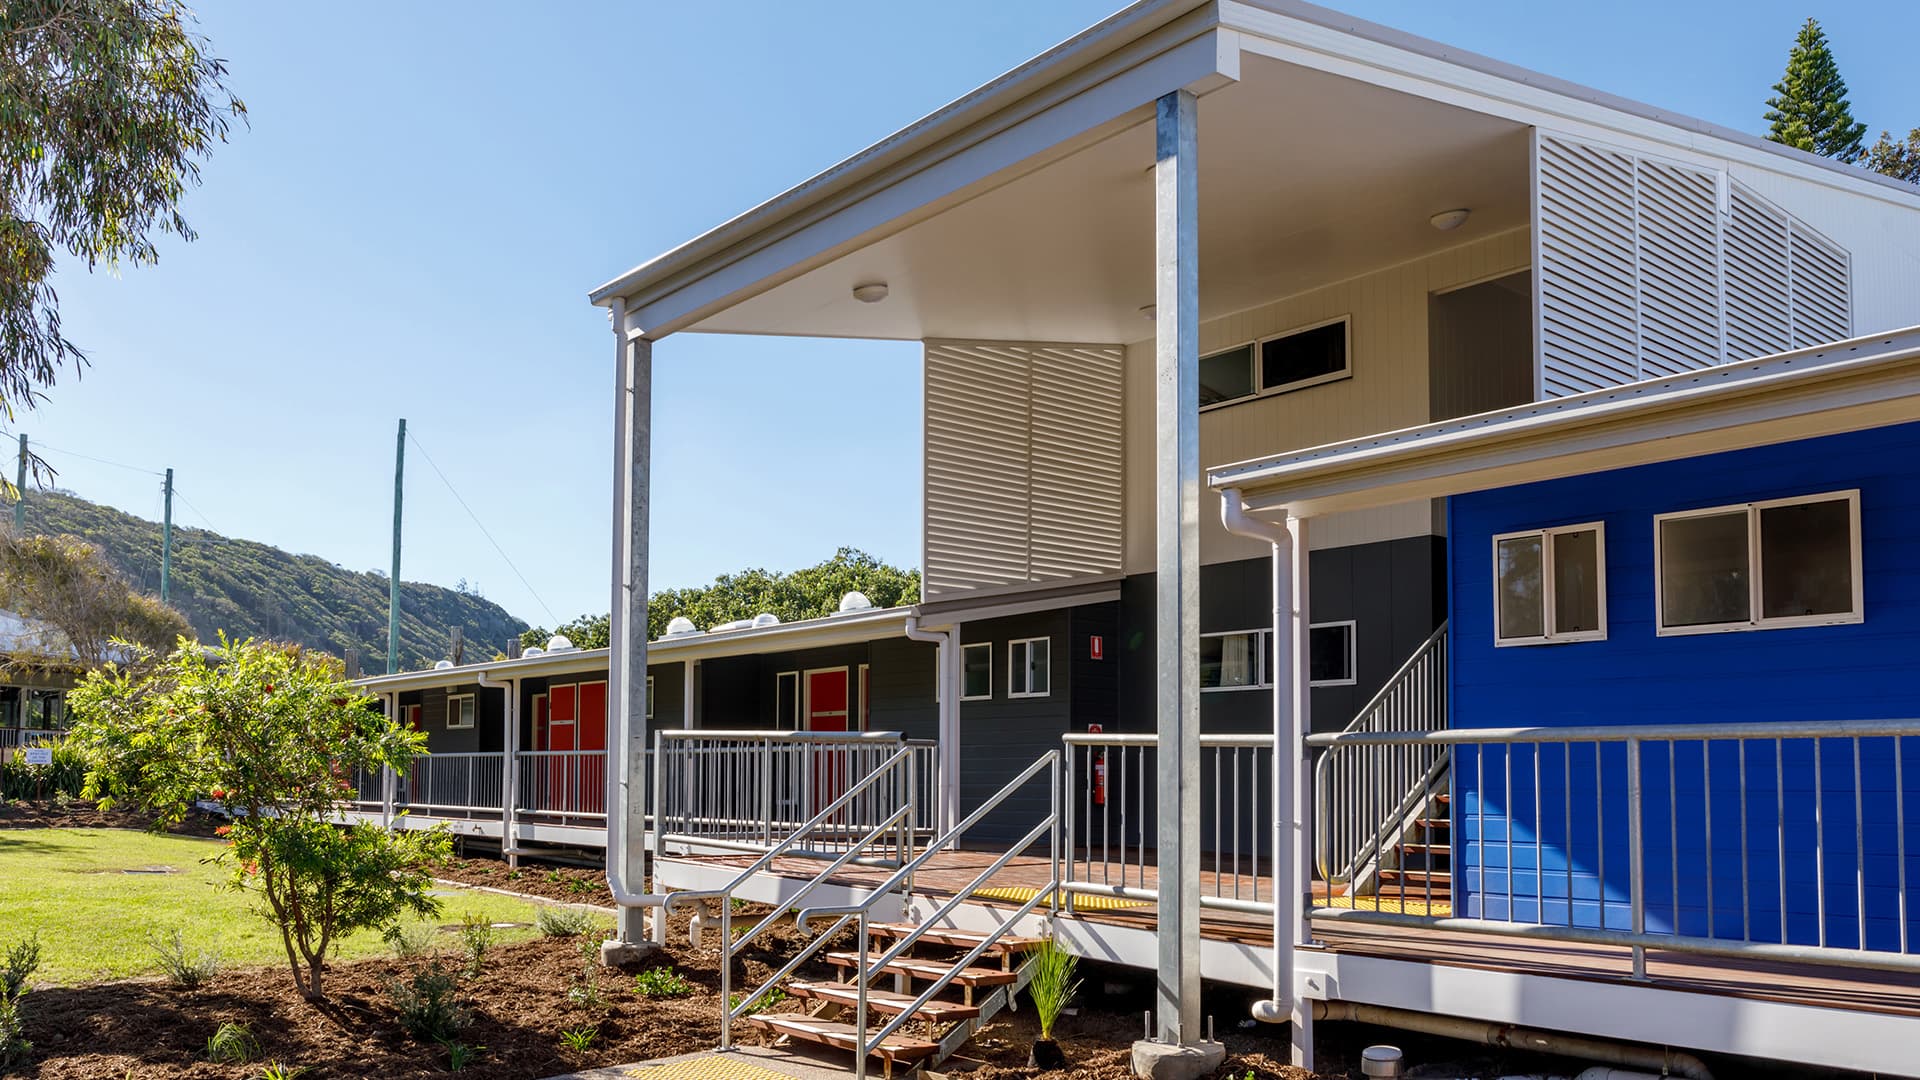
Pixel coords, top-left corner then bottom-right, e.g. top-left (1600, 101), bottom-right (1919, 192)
top-left (1051, 751), bottom-right (1062, 914)
top-left (1063, 742), bottom-right (1077, 914)
top-left (651, 731), bottom-right (668, 945)
top-left (1627, 735), bottom-right (1647, 980)
top-left (720, 899), bottom-right (733, 1049)
top-left (856, 910), bottom-right (870, 1080)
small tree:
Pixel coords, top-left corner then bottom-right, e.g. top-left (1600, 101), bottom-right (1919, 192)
top-left (67, 635), bottom-right (447, 1000)
top-left (1764, 18), bottom-right (1867, 163)
top-left (0, 530), bottom-right (191, 670)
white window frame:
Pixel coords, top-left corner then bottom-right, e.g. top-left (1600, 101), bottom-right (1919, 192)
top-left (1200, 629), bottom-right (1265, 693)
top-left (1492, 522), bottom-right (1609, 647)
top-left (446, 692), bottom-right (475, 730)
top-left (775, 670), bottom-right (801, 729)
top-left (960, 642), bottom-right (994, 701)
top-left (645, 675), bottom-right (655, 720)
top-left (1653, 490), bottom-right (1863, 637)
top-left (1199, 314), bottom-right (1352, 412)
top-left (1308, 620), bottom-right (1359, 687)
top-left (1007, 637), bottom-right (1051, 699)
top-left (1198, 623), bottom-right (1361, 690)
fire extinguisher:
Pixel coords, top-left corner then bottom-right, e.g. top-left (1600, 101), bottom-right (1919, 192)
top-left (1088, 723), bottom-right (1107, 805)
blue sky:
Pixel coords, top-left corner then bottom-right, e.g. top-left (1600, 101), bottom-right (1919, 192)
top-left (28, 1), bottom-right (1915, 628)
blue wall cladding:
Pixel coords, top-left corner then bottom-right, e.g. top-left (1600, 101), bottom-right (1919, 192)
top-left (1447, 421), bottom-right (1920, 950)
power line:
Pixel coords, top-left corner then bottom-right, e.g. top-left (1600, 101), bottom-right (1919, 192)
top-left (172, 487), bottom-right (223, 535)
top-left (32, 441), bottom-right (165, 477)
top-left (406, 430), bottom-right (560, 625)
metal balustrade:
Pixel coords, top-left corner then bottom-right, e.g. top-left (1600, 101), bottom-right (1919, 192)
top-left (1062, 732), bottom-right (1276, 914)
top-left (1308, 718), bottom-right (1920, 976)
top-left (1314, 623), bottom-right (1449, 890)
top-left (394, 751), bottom-right (504, 815)
top-left (654, 730), bottom-right (929, 861)
top-left (517, 749), bottom-right (618, 825)
top-left (0, 727), bottom-right (65, 758)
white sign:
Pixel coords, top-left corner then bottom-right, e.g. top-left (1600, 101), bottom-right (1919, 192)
top-left (22, 747), bottom-right (54, 767)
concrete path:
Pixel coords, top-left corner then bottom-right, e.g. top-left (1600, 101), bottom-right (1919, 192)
top-left (545, 1044), bottom-right (859, 1080)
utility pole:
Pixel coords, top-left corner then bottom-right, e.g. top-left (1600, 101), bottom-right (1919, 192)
top-left (388, 419), bottom-right (406, 674)
top-left (160, 467), bottom-right (174, 602)
top-left (11, 434), bottom-right (25, 532)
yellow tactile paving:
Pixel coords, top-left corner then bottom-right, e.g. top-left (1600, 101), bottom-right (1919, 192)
top-left (615, 1056), bottom-right (802, 1079)
top-left (970, 885), bottom-right (1151, 911)
top-left (1318, 894), bottom-right (1452, 917)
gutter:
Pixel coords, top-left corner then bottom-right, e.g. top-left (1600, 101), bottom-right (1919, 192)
top-left (1216, 489), bottom-right (1299, 1031)
top-left (903, 616), bottom-right (958, 834)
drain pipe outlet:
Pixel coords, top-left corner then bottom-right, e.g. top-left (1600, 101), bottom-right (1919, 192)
top-left (1313, 1002), bottom-right (1714, 1080)
top-left (1217, 488), bottom-right (1294, 1025)
top-left (903, 616), bottom-right (957, 836)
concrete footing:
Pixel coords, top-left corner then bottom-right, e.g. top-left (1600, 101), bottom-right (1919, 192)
top-left (598, 938), bottom-right (663, 967)
top-left (1130, 1039), bottom-right (1226, 1080)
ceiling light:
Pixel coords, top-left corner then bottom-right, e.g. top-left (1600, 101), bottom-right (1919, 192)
top-left (852, 281), bottom-right (889, 303)
top-left (1138, 304), bottom-right (1157, 321)
top-left (1429, 208), bottom-right (1471, 232)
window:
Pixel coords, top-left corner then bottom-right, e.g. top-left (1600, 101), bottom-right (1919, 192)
top-left (1198, 316), bottom-right (1351, 410)
top-left (776, 671), bottom-right (800, 729)
top-left (961, 642), bottom-right (993, 700)
top-left (400, 703), bottom-right (423, 731)
top-left (1493, 523), bottom-right (1608, 646)
top-left (645, 676), bottom-right (655, 720)
top-left (1008, 637), bottom-right (1050, 698)
top-left (447, 693), bottom-right (475, 730)
top-left (1308, 621), bottom-right (1356, 686)
top-left (1203, 624), bottom-right (1359, 690)
top-left (1656, 490), bottom-right (1861, 635)
top-left (859, 665), bottom-right (870, 729)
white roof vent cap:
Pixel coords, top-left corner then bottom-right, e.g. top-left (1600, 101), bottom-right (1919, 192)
top-left (752, 612), bottom-right (780, 628)
top-left (545, 634), bottom-right (576, 652)
top-left (836, 590), bottom-right (874, 615)
top-left (522, 647), bottom-right (544, 658)
top-left (664, 616), bottom-right (701, 638)
top-left (433, 659), bottom-right (455, 670)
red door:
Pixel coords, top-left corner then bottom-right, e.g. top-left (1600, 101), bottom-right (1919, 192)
top-left (576, 681), bottom-right (606, 814)
top-left (806, 670), bottom-right (851, 814)
top-left (546, 684), bottom-right (578, 813)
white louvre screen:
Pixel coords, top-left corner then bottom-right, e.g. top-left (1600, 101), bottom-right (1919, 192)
top-left (1536, 135), bottom-right (1639, 396)
top-left (1534, 132), bottom-right (1852, 396)
top-left (923, 341), bottom-right (1124, 596)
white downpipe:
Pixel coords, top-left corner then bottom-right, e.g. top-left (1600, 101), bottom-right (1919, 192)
top-left (476, 670), bottom-right (518, 867)
top-left (903, 616), bottom-right (956, 834)
top-left (1218, 489), bottom-right (1299, 1035)
top-left (382, 691), bottom-right (398, 829)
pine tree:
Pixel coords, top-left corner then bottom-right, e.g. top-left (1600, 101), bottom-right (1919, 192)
top-left (1764, 18), bottom-right (1867, 163)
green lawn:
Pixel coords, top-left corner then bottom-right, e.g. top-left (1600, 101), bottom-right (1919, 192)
top-left (0, 828), bottom-right (593, 986)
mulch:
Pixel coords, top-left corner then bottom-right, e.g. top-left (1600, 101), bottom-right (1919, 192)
top-left (0, 798), bottom-right (224, 837)
top-left (434, 858), bottom-right (613, 906)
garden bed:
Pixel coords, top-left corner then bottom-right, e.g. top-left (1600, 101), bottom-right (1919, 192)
top-left (434, 857), bottom-right (613, 906)
top-left (0, 796), bottom-right (224, 836)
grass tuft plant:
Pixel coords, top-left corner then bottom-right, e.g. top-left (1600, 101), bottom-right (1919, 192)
top-left (254, 1063), bottom-right (307, 1080)
top-left (728, 987), bottom-right (788, 1016)
top-left (439, 1038), bottom-right (481, 1071)
top-left (1027, 938), bottom-right (1082, 1041)
top-left (457, 914), bottom-right (493, 976)
top-left (206, 1021), bottom-right (260, 1064)
top-left (383, 922), bottom-right (437, 960)
top-left (150, 929), bottom-right (223, 989)
top-left (535, 906), bottom-right (596, 938)
top-left (559, 1025), bottom-right (598, 1053)
top-left (387, 962), bottom-right (472, 1043)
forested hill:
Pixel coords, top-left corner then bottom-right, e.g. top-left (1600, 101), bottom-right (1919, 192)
top-left (19, 490), bottom-right (529, 672)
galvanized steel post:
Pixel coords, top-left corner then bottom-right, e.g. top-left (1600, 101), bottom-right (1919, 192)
top-left (607, 326), bottom-right (654, 947)
top-left (1152, 86), bottom-right (1202, 1047)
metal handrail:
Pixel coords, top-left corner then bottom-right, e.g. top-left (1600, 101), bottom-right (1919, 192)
top-left (796, 749), bottom-right (1061, 1080)
top-left (1313, 622), bottom-right (1448, 884)
top-left (1307, 715), bottom-right (1920, 979)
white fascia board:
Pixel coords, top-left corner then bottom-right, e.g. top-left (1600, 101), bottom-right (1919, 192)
top-left (353, 648), bottom-right (614, 693)
top-left (1300, 947), bottom-right (1920, 1076)
top-left (1220, 1), bottom-right (1920, 212)
top-left (601, 10), bottom-right (1236, 338)
top-left (1209, 328), bottom-right (1920, 516)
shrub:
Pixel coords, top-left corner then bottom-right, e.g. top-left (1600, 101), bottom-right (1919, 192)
top-left (457, 914), bottom-right (493, 976)
top-left (0, 739), bottom-right (87, 800)
top-left (729, 987), bottom-right (787, 1016)
top-left (255, 1064), bottom-right (306, 1080)
top-left (68, 635), bottom-right (450, 1001)
top-left (206, 1022), bottom-right (259, 1064)
top-left (1, 934), bottom-right (39, 1000)
top-left (150, 929), bottom-right (222, 989)
top-left (383, 922), bottom-right (438, 960)
top-left (0, 932), bottom-right (40, 1068)
top-left (0, 993), bottom-right (28, 1070)
top-left (535, 906), bottom-right (596, 938)
top-left (387, 962), bottom-right (471, 1044)
top-left (632, 967), bottom-right (692, 999)
top-left (1026, 938), bottom-right (1082, 1040)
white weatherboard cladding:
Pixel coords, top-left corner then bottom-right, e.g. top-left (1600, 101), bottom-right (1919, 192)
top-left (923, 342), bottom-right (1123, 596)
top-left (1534, 132), bottom-right (1853, 396)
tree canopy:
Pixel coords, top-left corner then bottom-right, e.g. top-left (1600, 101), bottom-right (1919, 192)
top-left (1, 1), bottom-right (244, 418)
top-left (1763, 18), bottom-right (1867, 163)
top-left (520, 548), bottom-right (922, 649)
top-left (1867, 128), bottom-right (1920, 185)
top-left (0, 528), bottom-right (190, 670)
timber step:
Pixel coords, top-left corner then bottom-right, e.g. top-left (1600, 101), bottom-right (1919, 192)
top-left (1399, 842), bottom-right (1449, 855)
top-left (787, 981), bottom-right (982, 1022)
top-left (824, 951), bottom-right (1020, 990)
top-left (868, 923), bottom-right (1045, 957)
top-left (1378, 868), bottom-right (1452, 886)
top-left (1414, 818), bottom-right (1453, 830)
top-left (744, 1015), bottom-right (938, 1075)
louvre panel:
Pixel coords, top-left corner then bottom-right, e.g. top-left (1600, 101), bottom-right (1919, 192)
top-left (1536, 135), bottom-right (1639, 397)
top-left (924, 343), bottom-right (1030, 594)
top-left (1724, 183), bottom-right (1792, 362)
top-left (923, 341), bottom-right (1124, 597)
top-left (1030, 346), bottom-right (1124, 581)
top-left (1790, 224), bottom-right (1851, 347)
top-left (1634, 158), bottom-right (1721, 377)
